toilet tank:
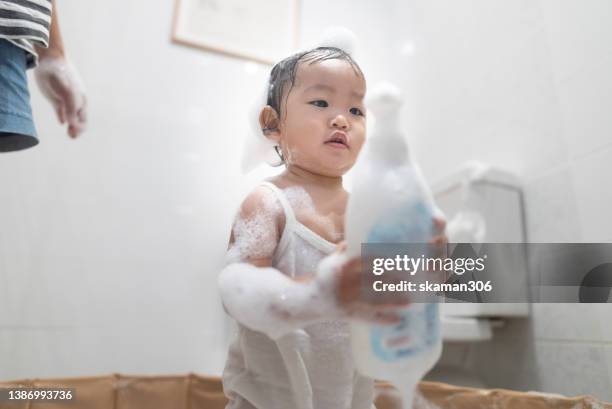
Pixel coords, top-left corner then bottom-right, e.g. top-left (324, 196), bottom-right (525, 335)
top-left (432, 162), bottom-right (529, 318)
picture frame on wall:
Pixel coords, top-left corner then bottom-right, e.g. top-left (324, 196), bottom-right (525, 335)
top-left (172, 0), bottom-right (300, 65)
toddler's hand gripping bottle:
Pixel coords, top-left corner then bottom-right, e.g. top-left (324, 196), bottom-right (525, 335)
top-left (345, 83), bottom-right (443, 408)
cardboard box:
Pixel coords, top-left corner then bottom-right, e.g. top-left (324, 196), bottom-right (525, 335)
top-left (1, 374), bottom-right (610, 409)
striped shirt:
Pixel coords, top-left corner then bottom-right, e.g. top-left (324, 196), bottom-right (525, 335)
top-left (0, 0), bottom-right (52, 67)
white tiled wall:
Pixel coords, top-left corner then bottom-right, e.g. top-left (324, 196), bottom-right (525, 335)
top-left (397, 0), bottom-right (612, 401)
top-left (525, 0), bottom-right (612, 398)
top-left (522, 165), bottom-right (582, 242)
top-left (532, 304), bottom-right (603, 342)
top-left (533, 342), bottom-right (611, 398)
top-left (571, 146), bottom-right (612, 242)
top-left (0, 326), bottom-right (227, 379)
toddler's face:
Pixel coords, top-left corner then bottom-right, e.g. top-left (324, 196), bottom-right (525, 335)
top-left (275, 59), bottom-right (366, 177)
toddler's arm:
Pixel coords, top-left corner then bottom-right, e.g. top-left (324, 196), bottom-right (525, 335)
top-left (218, 186), bottom-right (343, 338)
top-left (219, 252), bottom-right (348, 339)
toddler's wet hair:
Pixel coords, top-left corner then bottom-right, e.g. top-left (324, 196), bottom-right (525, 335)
top-left (266, 47), bottom-right (364, 118)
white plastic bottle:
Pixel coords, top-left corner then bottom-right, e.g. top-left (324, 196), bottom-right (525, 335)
top-left (345, 83), bottom-right (443, 408)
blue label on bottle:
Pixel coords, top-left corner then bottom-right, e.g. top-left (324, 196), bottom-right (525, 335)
top-left (367, 201), bottom-right (432, 244)
top-left (370, 304), bottom-right (440, 362)
top-left (365, 198), bottom-right (439, 362)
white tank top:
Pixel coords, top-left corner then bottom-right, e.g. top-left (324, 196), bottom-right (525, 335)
top-left (222, 182), bottom-right (375, 409)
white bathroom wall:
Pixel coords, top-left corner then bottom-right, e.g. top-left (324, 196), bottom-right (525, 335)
top-left (0, 0), bottom-right (407, 380)
top-left (390, 0), bottom-right (612, 400)
top-left (526, 0), bottom-right (612, 399)
top-left (0, 0), bottom-right (258, 379)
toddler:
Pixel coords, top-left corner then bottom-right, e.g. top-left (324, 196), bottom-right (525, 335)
top-left (219, 46), bottom-right (446, 409)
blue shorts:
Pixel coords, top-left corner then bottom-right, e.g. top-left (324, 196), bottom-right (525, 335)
top-left (0, 39), bottom-right (38, 152)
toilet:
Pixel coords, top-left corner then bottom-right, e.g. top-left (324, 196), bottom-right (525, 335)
top-left (425, 161), bottom-right (530, 388)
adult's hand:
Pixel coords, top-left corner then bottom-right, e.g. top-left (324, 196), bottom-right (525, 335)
top-left (35, 56), bottom-right (87, 138)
